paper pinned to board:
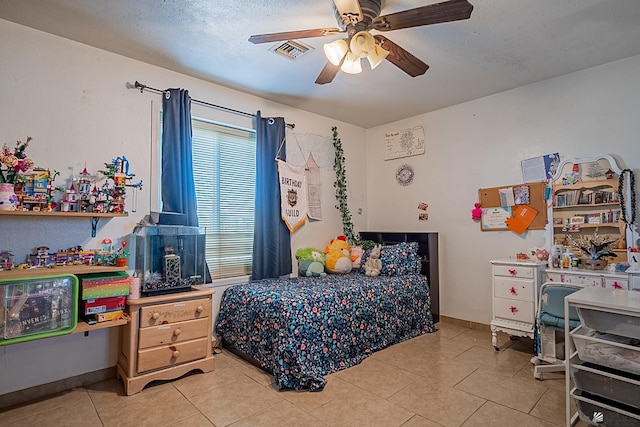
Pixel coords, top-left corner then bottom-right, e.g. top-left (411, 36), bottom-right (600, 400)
top-left (505, 204), bottom-right (539, 235)
top-left (499, 188), bottom-right (515, 207)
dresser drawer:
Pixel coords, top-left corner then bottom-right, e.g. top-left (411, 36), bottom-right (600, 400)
top-left (138, 318), bottom-right (209, 349)
top-left (494, 278), bottom-right (534, 302)
top-left (140, 298), bottom-right (210, 327)
top-left (494, 297), bottom-right (534, 323)
top-left (493, 265), bottom-right (534, 279)
top-left (604, 277), bottom-right (628, 290)
top-left (137, 337), bottom-right (209, 373)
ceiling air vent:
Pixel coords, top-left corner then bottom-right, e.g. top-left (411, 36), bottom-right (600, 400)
top-left (269, 40), bottom-right (314, 60)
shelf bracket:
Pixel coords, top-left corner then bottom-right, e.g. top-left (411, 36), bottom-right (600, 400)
top-left (91, 217), bottom-right (100, 237)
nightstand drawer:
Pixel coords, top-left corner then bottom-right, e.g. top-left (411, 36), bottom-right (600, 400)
top-left (138, 318), bottom-right (209, 349)
top-left (493, 265), bottom-right (534, 279)
top-left (494, 278), bottom-right (534, 301)
top-left (137, 337), bottom-right (209, 372)
top-left (140, 298), bottom-right (210, 327)
top-left (494, 297), bottom-right (534, 323)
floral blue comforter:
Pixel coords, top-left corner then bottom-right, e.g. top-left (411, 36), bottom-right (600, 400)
top-left (215, 272), bottom-right (435, 391)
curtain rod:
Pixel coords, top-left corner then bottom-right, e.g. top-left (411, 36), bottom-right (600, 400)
top-left (132, 81), bottom-right (295, 129)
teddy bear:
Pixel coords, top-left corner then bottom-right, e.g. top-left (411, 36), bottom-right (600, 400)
top-left (364, 244), bottom-right (382, 277)
top-left (323, 235), bottom-right (353, 274)
top-left (295, 247), bottom-right (327, 277)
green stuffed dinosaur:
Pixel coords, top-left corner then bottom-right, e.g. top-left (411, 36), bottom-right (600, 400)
top-left (295, 247), bottom-right (327, 277)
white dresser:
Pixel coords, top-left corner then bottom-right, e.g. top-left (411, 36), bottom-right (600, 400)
top-left (490, 259), bottom-right (547, 350)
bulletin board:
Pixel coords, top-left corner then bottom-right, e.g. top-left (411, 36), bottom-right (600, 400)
top-left (478, 181), bottom-right (548, 231)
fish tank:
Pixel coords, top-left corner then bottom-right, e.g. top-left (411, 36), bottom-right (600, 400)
top-left (133, 225), bottom-right (208, 295)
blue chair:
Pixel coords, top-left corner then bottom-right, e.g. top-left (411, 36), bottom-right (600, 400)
top-left (531, 282), bottom-right (581, 380)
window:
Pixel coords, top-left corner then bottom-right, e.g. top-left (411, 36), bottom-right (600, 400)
top-left (192, 119), bottom-right (256, 280)
top-left (159, 114), bottom-right (256, 280)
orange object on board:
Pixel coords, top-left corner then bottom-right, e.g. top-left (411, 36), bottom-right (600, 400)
top-left (505, 205), bottom-right (539, 235)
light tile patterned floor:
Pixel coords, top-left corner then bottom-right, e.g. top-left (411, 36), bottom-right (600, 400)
top-left (0, 322), bottom-right (591, 426)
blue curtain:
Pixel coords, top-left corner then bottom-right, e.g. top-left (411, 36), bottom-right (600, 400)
top-left (161, 88), bottom-right (198, 227)
top-left (252, 112), bottom-right (292, 280)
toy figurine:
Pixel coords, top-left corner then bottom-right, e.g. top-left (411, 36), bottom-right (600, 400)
top-left (471, 202), bottom-right (482, 221)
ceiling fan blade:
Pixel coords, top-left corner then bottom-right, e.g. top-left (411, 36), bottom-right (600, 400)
top-left (249, 28), bottom-right (343, 44)
top-left (373, 0), bottom-right (473, 32)
top-left (315, 61), bottom-right (341, 85)
top-left (374, 35), bottom-right (429, 77)
top-left (332, 0), bottom-right (363, 26)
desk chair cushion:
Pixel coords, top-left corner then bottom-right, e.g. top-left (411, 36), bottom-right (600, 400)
top-left (539, 284), bottom-right (581, 325)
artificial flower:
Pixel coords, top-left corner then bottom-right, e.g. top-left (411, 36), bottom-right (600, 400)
top-left (0, 136), bottom-right (34, 184)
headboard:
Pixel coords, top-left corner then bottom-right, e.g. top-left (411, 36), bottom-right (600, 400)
top-left (359, 232), bottom-right (439, 323)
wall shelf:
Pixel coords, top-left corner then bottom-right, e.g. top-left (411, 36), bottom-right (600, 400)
top-left (0, 265), bottom-right (127, 280)
top-left (0, 211), bottom-right (128, 237)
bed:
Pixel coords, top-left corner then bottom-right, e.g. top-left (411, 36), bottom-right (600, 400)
top-left (215, 232), bottom-right (439, 391)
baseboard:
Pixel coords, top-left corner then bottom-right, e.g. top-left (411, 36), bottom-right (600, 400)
top-left (0, 366), bottom-right (116, 411)
top-left (439, 315), bottom-right (491, 332)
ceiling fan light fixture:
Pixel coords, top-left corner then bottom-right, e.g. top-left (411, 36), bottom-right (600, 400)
top-left (367, 43), bottom-right (389, 69)
top-left (349, 31), bottom-right (375, 58)
top-left (323, 39), bottom-right (349, 66)
top-left (340, 51), bottom-right (362, 74)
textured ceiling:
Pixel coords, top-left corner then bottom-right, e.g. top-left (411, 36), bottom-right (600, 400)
top-left (2, 0), bottom-right (640, 128)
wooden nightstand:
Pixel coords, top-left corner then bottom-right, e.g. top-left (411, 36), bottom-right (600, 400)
top-left (116, 285), bottom-right (215, 395)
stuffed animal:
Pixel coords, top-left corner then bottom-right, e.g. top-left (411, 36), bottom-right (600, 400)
top-left (364, 244), bottom-right (382, 277)
top-left (351, 245), bottom-right (364, 269)
top-left (295, 247), bottom-right (326, 277)
top-left (324, 235), bottom-right (353, 274)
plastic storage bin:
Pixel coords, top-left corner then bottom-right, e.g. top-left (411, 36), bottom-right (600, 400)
top-left (572, 389), bottom-right (640, 426)
top-left (571, 326), bottom-right (640, 376)
top-left (577, 306), bottom-right (640, 340)
top-left (571, 357), bottom-right (640, 409)
top-left (0, 274), bottom-right (78, 345)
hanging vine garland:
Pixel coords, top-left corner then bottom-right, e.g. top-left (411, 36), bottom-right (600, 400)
top-left (618, 169), bottom-right (637, 232)
top-left (331, 126), bottom-right (357, 244)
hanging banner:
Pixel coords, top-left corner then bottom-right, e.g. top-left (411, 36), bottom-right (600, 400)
top-left (277, 160), bottom-right (308, 232)
top-left (305, 153), bottom-right (322, 220)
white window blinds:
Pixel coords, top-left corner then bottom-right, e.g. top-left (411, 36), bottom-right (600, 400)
top-left (191, 119), bottom-right (256, 280)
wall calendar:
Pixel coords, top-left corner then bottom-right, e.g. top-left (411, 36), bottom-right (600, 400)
top-left (384, 125), bottom-right (425, 160)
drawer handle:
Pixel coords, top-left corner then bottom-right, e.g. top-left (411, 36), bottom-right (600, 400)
top-left (509, 306), bottom-right (518, 314)
top-left (152, 312), bottom-right (160, 320)
top-left (173, 328), bottom-right (182, 337)
top-left (196, 305), bottom-right (204, 313)
top-left (172, 350), bottom-right (180, 358)
top-left (509, 287), bottom-right (517, 295)
top-left (508, 269), bottom-right (517, 276)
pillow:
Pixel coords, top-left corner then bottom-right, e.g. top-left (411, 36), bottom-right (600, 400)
top-left (360, 242), bottom-right (422, 276)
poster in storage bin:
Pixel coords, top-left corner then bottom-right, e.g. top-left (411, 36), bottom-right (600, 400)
top-left (1, 274), bottom-right (78, 345)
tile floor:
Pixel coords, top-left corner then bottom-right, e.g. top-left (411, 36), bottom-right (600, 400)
top-left (0, 321), bottom-right (590, 426)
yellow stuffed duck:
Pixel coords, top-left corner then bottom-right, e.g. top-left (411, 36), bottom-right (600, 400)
top-left (323, 235), bottom-right (352, 274)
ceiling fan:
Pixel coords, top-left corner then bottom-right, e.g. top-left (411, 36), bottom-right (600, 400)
top-left (248, 0), bottom-right (474, 84)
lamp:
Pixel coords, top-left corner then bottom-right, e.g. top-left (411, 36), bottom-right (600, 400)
top-left (323, 31), bottom-right (389, 76)
top-left (323, 39), bottom-right (349, 66)
top-left (350, 31), bottom-right (376, 58)
top-left (340, 51), bottom-right (362, 74)
top-left (366, 44), bottom-right (389, 70)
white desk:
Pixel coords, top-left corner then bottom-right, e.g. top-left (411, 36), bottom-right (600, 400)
top-left (546, 267), bottom-right (629, 290)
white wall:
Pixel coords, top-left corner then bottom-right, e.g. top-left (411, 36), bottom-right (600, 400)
top-left (0, 19), bottom-right (366, 394)
top-left (365, 54), bottom-right (640, 324)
